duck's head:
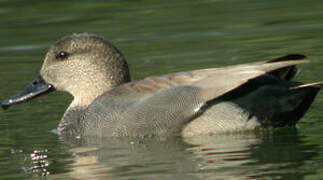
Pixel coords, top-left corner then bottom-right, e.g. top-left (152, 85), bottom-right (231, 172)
top-left (2, 33), bottom-right (130, 109)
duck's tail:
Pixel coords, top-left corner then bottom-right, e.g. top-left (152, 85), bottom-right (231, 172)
top-left (268, 54), bottom-right (306, 81)
top-left (261, 54), bottom-right (322, 126)
top-left (262, 82), bottom-right (322, 127)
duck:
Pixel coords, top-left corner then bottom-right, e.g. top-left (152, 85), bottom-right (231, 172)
top-left (2, 33), bottom-right (322, 138)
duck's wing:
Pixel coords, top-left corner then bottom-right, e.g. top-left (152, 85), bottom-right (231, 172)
top-left (180, 58), bottom-right (308, 103)
top-left (112, 55), bottom-right (308, 104)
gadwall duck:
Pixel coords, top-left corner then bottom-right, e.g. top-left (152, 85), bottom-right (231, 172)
top-left (2, 33), bottom-right (322, 137)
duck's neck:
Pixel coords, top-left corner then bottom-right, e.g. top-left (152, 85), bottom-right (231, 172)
top-left (57, 86), bottom-right (112, 135)
top-left (57, 103), bottom-right (85, 136)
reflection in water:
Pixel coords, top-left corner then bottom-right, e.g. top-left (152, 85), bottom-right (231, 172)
top-left (64, 146), bottom-right (113, 180)
top-left (184, 130), bottom-right (318, 179)
top-left (9, 149), bottom-right (50, 178)
top-left (30, 150), bottom-right (50, 177)
top-left (48, 130), bottom-right (318, 180)
top-left (55, 136), bottom-right (196, 180)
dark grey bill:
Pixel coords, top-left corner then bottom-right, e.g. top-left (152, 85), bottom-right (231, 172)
top-left (2, 75), bottom-right (54, 110)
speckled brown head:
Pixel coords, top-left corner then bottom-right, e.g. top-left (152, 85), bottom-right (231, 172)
top-left (2, 33), bottom-right (130, 109)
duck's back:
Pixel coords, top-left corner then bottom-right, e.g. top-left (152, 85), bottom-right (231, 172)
top-left (78, 55), bottom-right (321, 137)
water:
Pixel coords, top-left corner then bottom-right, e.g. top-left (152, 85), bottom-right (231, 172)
top-left (1, 0), bottom-right (323, 179)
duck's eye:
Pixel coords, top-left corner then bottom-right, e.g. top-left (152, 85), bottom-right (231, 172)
top-left (56, 51), bottom-right (69, 60)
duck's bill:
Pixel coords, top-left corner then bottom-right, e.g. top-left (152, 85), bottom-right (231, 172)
top-left (2, 75), bottom-right (54, 110)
